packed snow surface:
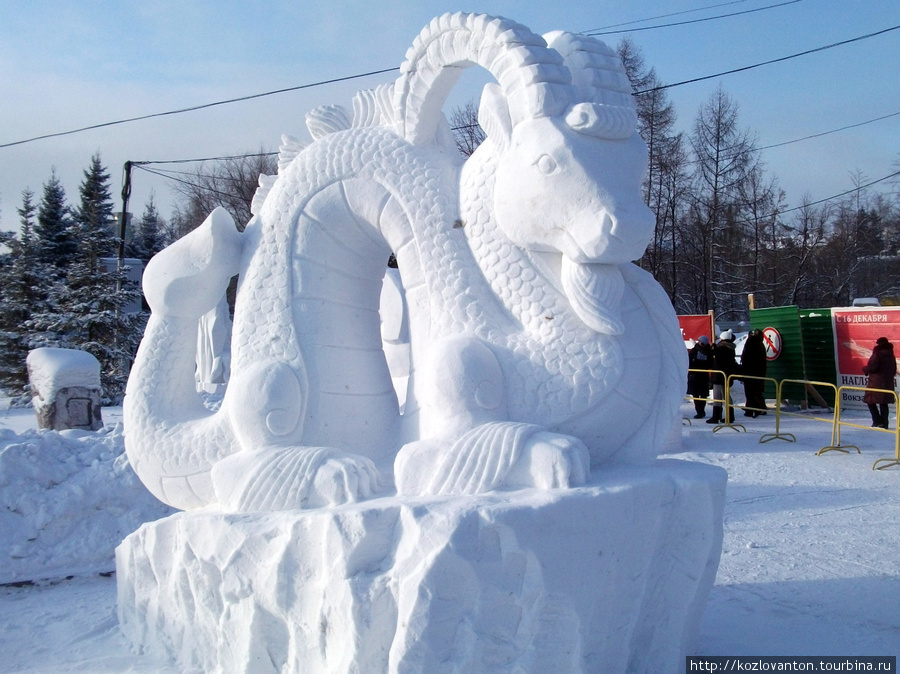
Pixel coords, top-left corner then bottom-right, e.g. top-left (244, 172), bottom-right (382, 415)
top-left (0, 402), bottom-right (898, 671)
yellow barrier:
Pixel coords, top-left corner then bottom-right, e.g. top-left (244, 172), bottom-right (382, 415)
top-left (761, 378), bottom-right (840, 445)
top-left (819, 385), bottom-right (900, 470)
top-left (684, 372), bottom-right (900, 469)
top-left (685, 369), bottom-right (745, 433)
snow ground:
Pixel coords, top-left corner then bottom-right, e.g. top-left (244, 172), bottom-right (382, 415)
top-left (0, 400), bottom-right (897, 672)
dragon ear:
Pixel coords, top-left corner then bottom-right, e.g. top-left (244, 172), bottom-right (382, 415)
top-left (478, 83), bottom-right (512, 149)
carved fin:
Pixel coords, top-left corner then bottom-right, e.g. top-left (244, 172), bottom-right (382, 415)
top-left (251, 174), bottom-right (278, 215)
top-left (306, 104), bottom-right (352, 140)
top-left (352, 88), bottom-right (384, 128)
top-left (277, 134), bottom-right (307, 173)
top-left (374, 82), bottom-right (397, 128)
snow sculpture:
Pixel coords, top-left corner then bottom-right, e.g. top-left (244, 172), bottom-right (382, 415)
top-left (27, 347), bottom-right (103, 431)
top-left (124, 12), bottom-right (685, 512)
top-left (119, 14), bottom-right (724, 672)
top-left (118, 461), bottom-right (726, 674)
top-left (195, 295), bottom-right (232, 394)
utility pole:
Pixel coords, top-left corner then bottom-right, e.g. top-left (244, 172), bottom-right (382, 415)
top-left (117, 160), bottom-right (132, 273)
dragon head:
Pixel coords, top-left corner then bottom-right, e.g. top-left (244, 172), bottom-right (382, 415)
top-left (485, 92), bottom-right (654, 265)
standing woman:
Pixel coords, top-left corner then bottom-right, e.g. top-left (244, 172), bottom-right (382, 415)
top-left (740, 330), bottom-right (768, 417)
top-left (863, 337), bottom-right (897, 429)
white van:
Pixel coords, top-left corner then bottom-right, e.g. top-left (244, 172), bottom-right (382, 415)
top-left (851, 297), bottom-right (881, 307)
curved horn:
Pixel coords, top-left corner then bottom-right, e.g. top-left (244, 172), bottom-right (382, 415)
top-left (543, 31), bottom-right (638, 140)
top-left (394, 12), bottom-right (573, 145)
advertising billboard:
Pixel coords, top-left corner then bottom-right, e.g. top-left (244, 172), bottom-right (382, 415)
top-left (831, 307), bottom-right (900, 409)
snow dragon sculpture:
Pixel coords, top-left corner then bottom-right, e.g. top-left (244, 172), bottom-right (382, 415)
top-left (124, 13), bottom-right (686, 511)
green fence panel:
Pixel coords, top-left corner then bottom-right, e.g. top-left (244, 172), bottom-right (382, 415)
top-left (798, 308), bottom-right (837, 407)
top-left (749, 306), bottom-right (807, 404)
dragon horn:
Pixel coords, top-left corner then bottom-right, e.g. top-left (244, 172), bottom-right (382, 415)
top-left (394, 12), bottom-right (573, 146)
top-left (542, 31), bottom-right (638, 141)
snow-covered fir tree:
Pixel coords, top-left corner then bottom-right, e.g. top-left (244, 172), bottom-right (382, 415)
top-left (29, 155), bottom-right (145, 402)
top-left (33, 170), bottom-right (77, 272)
top-left (0, 190), bottom-right (53, 396)
top-left (127, 194), bottom-right (169, 261)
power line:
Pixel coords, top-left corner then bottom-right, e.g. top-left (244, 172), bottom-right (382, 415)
top-left (138, 107), bottom-right (899, 171)
top-left (583, 0), bottom-right (753, 32)
top-left (778, 169), bottom-right (900, 216)
top-left (2, 14), bottom-right (892, 150)
top-left (678, 108), bottom-right (900, 167)
top-left (759, 110), bottom-right (900, 153)
top-left (584, 0), bottom-right (802, 37)
top-left (637, 24), bottom-right (900, 93)
top-left (139, 152), bottom-right (276, 166)
top-left (133, 164), bottom-right (244, 202)
top-left (0, 68), bottom-right (399, 150)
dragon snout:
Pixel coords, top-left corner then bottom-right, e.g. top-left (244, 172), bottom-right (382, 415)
top-left (568, 202), bottom-right (655, 263)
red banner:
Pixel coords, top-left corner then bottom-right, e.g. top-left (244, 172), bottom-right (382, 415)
top-left (678, 314), bottom-right (715, 345)
top-left (832, 307), bottom-right (900, 408)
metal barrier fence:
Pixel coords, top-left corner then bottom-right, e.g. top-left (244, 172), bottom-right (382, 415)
top-left (685, 368), bottom-right (744, 434)
top-left (818, 385), bottom-right (900, 471)
top-left (685, 370), bottom-right (900, 470)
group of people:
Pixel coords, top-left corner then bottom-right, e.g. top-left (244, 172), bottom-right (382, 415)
top-left (687, 329), bottom-right (768, 424)
top-left (688, 329), bottom-right (898, 430)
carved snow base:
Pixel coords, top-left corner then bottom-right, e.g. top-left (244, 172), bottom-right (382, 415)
top-left (116, 460), bottom-right (725, 674)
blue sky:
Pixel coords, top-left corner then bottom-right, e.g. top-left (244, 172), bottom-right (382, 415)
top-left (0, 0), bottom-right (898, 230)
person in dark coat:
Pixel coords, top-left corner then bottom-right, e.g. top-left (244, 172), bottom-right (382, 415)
top-left (862, 336), bottom-right (897, 429)
top-left (688, 335), bottom-right (713, 418)
top-left (707, 330), bottom-right (739, 424)
top-left (740, 329), bottom-right (768, 417)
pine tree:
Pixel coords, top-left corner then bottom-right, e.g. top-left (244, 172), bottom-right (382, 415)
top-left (128, 194), bottom-right (168, 261)
top-left (34, 170), bottom-right (77, 271)
top-left (29, 155), bottom-right (145, 402)
top-left (0, 190), bottom-right (52, 395)
top-left (73, 153), bottom-right (117, 272)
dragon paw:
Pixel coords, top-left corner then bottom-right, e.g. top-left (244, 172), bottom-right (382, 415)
top-left (395, 422), bottom-right (590, 496)
top-left (506, 431), bottom-right (591, 490)
top-left (211, 445), bottom-right (381, 513)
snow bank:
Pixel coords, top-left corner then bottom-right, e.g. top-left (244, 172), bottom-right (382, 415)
top-left (117, 460), bottom-right (726, 674)
top-left (0, 423), bottom-right (174, 584)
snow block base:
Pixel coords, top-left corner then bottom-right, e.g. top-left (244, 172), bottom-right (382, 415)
top-left (116, 460), bottom-right (725, 673)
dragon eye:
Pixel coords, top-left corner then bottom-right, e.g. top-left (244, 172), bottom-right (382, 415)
top-left (536, 154), bottom-right (557, 175)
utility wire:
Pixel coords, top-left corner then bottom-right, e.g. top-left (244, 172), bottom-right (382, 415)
top-left (583, 0), bottom-right (753, 32)
top-left (637, 24), bottom-right (900, 93)
top-left (2, 16), bottom-right (893, 149)
top-left (675, 108), bottom-right (900, 167)
top-left (133, 164), bottom-right (243, 201)
top-left (778, 169), bottom-right (900, 216)
top-left (759, 111), bottom-right (900, 152)
top-left (584, 0), bottom-right (802, 36)
top-left (0, 68), bottom-right (399, 149)
top-left (138, 152), bottom-right (277, 166)
top-left (136, 107), bottom-right (900, 171)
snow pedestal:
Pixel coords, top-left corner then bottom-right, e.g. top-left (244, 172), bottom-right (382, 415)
top-left (26, 347), bottom-right (103, 431)
top-left (116, 460), bottom-right (725, 674)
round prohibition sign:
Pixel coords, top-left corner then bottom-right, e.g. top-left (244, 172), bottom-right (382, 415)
top-left (762, 327), bottom-right (782, 361)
